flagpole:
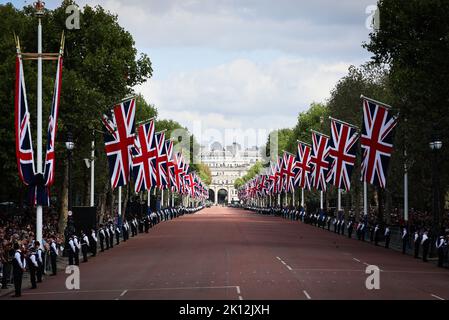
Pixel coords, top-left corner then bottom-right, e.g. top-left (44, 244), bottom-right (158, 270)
top-left (363, 181), bottom-right (368, 216)
top-left (301, 188), bottom-right (304, 207)
top-left (320, 191), bottom-right (324, 210)
top-left (337, 189), bottom-right (342, 212)
top-left (118, 186), bottom-right (122, 217)
top-left (292, 188), bottom-right (295, 207)
top-left (161, 188), bottom-right (164, 209)
top-left (90, 135), bottom-right (95, 207)
top-left (36, 5), bottom-right (43, 248)
top-left (404, 150), bottom-right (409, 222)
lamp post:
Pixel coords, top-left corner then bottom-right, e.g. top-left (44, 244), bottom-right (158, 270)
top-left (429, 136), bottom-right (443, 255)
top-left (65, 131), bottom-right (75, 211)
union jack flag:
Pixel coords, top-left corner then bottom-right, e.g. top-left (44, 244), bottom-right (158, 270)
top-left (326, 119), bottom-right (359, 191)
top-left (294, 142), bottom-right (312, 190)
top-left (43, 53), bottom-right (63, 189)
top-left (281, 152), bottom-right (297, 193)
top-left (310, 131), bottom-right (330, 191)
top-left (172, 152), bottom-right (183, 193)
top-left (184, 173), bottom-right (196, 197)
top-left (275, 156), bottom-right (284, 193)
top-left (15, 54), bottom-right (35, 187)
top-left (102, 98), bottom-right (136, 190)
top-left (131, 120), bottom-right (157, 193)
top-left (165, 140), bottom-right (176, 190)
top-left (267, 163), bottom-right (277, 195)
top-left (360, 97), bottom-right (398, 188)
top-left (154, 132), bottom-right (168, 188)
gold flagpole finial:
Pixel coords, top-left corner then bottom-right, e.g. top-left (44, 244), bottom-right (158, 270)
top-left (34, 1), bottom-right (45, 16)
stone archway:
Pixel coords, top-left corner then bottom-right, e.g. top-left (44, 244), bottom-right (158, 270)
top-left (208, 189), bottom-right (215, 203)
top-left (217, 189), bottom-right (228, 205)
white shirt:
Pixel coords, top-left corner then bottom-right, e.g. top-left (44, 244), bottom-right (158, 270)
top-left (83, 235), bottom-right (90, 246)
top-left (74, 237), bottom-right (81, 249)
top-left (414, 233), bottom-right (419, 242)
top-left (69, 239), bottom-right (76, 252)
top-left (14, 251), bottom-right (26, 269)
top-left (30, 254), bottom-right (39, 267)
top-left (37, 248), bottom-right (43, 263)
top-left (436, 238), bottom-right (444, 249)
top-left (384, 228), bottom-right (390, 236)
top-left (402, 229), bottom-right (407, 239)
top-left (91, 232), bottom-right (97, 242)
top-left (421, 234), bottom-right (428, 245)
top-left (51, 242), bottom-right (59, 255)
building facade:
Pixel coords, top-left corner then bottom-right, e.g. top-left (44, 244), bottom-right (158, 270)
top-left (200, 142), bottom-right (262, 204)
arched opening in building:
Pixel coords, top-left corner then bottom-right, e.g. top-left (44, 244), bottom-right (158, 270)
top-left (217, 189), bottom-right (228, 205)
top-left (208, 189), bottom-right (215, 203)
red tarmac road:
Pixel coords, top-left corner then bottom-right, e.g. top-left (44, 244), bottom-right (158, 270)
top-left (5, 207), bottom-right (449, 300)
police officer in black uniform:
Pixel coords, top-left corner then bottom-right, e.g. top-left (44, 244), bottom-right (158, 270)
top-left (81, 231), bottom-right (90, 263)
top-left (28, 247), bottom-right (39, 289)
top-left (99, 225), bottom-right (105, 252)
top-left (90, 229), bottom-right (97, 257)
top-left (12, 243), bottom-right (26, 297)
top-left (49, 236), bottom-right (58, 275)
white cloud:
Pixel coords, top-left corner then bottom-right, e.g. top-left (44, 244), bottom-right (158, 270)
top-left (136, 57), bottom-right (353, 145)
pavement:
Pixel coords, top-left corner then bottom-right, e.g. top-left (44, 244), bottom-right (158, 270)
top-left (2, 206), bottom-right (449, 300)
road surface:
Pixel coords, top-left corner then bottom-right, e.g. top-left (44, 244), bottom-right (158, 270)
top-left (5, 207), bottom-right (449, 300)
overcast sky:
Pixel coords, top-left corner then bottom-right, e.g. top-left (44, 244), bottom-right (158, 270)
top-left (9, 0), bottom-right (377, 147)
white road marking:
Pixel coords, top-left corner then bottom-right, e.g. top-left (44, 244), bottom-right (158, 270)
top-left (431, 294), bottom-right (445, 301)
top-left (353, 258), bottom-right (361, 262)
top-left (238, 295), bottom-right (243, 300)
top-left (236, 286), bottom-right (241, 294)
top-left (277, 256), bottom-right (294, 271)
top-left (120, 290), bottom-right (128, 297)
top-left (303, 290), bottom-right (311, 300)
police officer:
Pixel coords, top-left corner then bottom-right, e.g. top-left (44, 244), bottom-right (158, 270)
top-left (28, 247), bottom-right (39, 289)
top-left (12, 243), bottom-right (26, 297)
top-left (104, 225), bottom-right (110, 250)
top-left (122, 220), bottom-right (128, 242)
top-left (109, 223), bottom-right (114, 249)
top-left (347, 219), bottom-right (354, 238)
top-left (436, 235), bottom-right (445, 268)
top-left (49, 236), bottom-right (58, 275)
top-left (74, 235), bottom-right (81, 265)
top-left (99, 225), bottom-right (105, 252)
top-left (414, 231), bottom-right (421, 258)
top-left (401, 226), bottom-right (408, 254)
top-left (374, 224), bottom-right (380, 246)
top-left (384, 225), bottom-right (391, 249)
top-left (144, 216), bottom-right (150, 233)
top-left (34, 241), bottom-right (43, 283)
top-left (115, 223), bottom-right (121, 245)
top-left (68, 235), bottom-right (76, 265)
top-left (90, 229), bottom-right (98, 257)
top-left (421, 231), bottom-right (430, 262)
top-left (81, 231), bottom-right (90, 263)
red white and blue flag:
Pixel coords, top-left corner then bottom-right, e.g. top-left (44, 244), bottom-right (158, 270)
top-left (102, 98), bottom-right (136, 190)
top-left (281, 152), bottom-right (297, 193)
top-left (43, 53), bottom-right (63, 189)
top-left (310, 131), bottom-right (330, 191)
top-left (15, 53), bottom-right (35, 187)
top-left (173, 152), bottom-right (184, 193)
top-left (294, 142), bottom-right (312, 190)
top-left (165, 140), bottom-right (176, 190)
top-left (131, 120), bottom-right (157, 193)
top-left (326, 118), bottom-right (359, 191)
top-left (360, 96), bottom-right (398, 188)
top-left (154, 131), bottom-right (168, 189)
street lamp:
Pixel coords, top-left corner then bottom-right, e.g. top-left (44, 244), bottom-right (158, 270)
top-left (430, 135), bottom-right (443, 256)
top-left (65, 131), bottom-right (75, 210)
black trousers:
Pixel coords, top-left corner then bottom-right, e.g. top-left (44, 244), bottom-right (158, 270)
top-left (116, 233), bottom-right (120, 245)
top-left (402, 239), bottom-right (407, 254)
top-left (100, 238), bottom-right (104, 252)
top-left (82, 246), bottom-right (88, 262)
top-left (50, 253), bottom-right (57, 275)
top-left (37, 262), bottom-right (43, 282)
top-left (438, 248), bottom-right (444, 267)
top-left (422, 244), bottom-right (429, 262)
top-left (68, 250), bottom-right (74, 265)
top-left (1, 262), bottom-right (11, 288)
top-left (385, 236), bottom-right (390, 249)
top-left (105, 236), bottom-right (110, 249)
top-left (13, 269), bottom-right (23, 297)
top-left (109, 235), bottom-right (114, 248)
top-left (91, 241), bottom-right (97, 256)
top-left (414, 243), bottom-right (420, 258)
top-left (29, 266), bottom-right (37, 289)
top-left (74, 250), bottom-right (79, 266)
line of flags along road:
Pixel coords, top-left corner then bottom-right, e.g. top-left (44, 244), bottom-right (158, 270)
top-left (102, 97), bottom-right (208, 202)
top-left (238, 96), bottom-right (399, 209)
